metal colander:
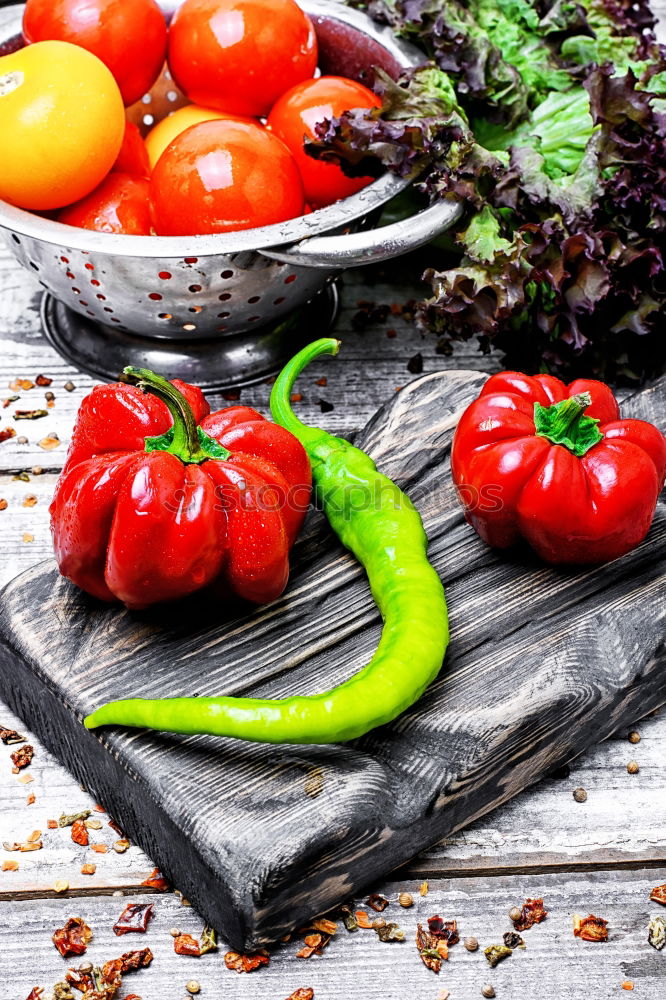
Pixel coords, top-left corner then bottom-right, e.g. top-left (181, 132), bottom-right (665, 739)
top-left (0, 0), bottom-right (461, 378)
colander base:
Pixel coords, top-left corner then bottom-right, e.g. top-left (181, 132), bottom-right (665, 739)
top-left (40, 283), bottom-right (339, 391)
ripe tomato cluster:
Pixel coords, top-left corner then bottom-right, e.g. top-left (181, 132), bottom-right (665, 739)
top-left (0, 0), bottom-right (381, 236)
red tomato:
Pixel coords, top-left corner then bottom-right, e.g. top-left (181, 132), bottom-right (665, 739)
top-left (267, 76), bottom-right (381, 210)
top-left (23, 0), bottom-right (167, 106)
top-left (167, 0), bottom-right (318, 118)
top-left (58, 173), bottom-right (153, 235)
top-left (112, 122), bottom-right (150, 177)
top-left (150, 120), bottom-right (305, 236)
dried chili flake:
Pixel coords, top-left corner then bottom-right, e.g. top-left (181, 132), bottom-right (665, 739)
top-left (52, 985), bottom-right (73, 1000)
top-left (174, 934), bottom-right (201, 957)
top-left (416, 923), bottom-right (449, 973)
top-left (39, 434), bottom-right (61, 450)
top-left (503, 931), bottom-right (524, 949)
top-left (573, 913), bottom-right (609, 941)
top-left (52, 917), bottom-right (93, 958)
top-left (650, 884), bottom-right (666, 905)
top-left (23, 494), bottom-right (38, 508)
top-left (376, 922), bottom-right (405, 942)
top-left (315, 377), bottom-right (327, 386)
top-left (71, 820), bottom-right (89, 847)
top-left (0, 499), bottom-right (7, 511)
top-left (2, 395), bottom-right (19, 408)
top-left (25, 990), bottom-right (43, 1000)
top-left (27, 793), bottom-right (36, 805)
top-left (0, 726), bottom-right (25, 744)
top-left (14, 409), bottom-right (48, 420)
top-left (59, 810), bottom-right (91, 828)
top-left (354, 910), bottom-right (372, 929)
top-left (140, 867), bottom-right (170, 891)
top-left (117, 948), bottom-right (153, 973)
top-left (81, 864), bottom-right (96, 875)
top-left (22, 533), bottom-right (34, 544)
top-left (35, 374), bottom-right (53, 386)
top-left (285, 990), bottom-right (314, 1000)
top-left (91, 844), bottom-right (108, 854)
top-left (11, 744), bottom-right (34, 770)
top-left (0, 427), bottom-right (16, 444)
top-left (419, 881), bottom-right (429, 896)
top-left (113, 903), bottom-right (154, 936)
top-left (427, 916), bottom-right (459, 946)
top-left (222, 388), bottom-right (241, 401)
top-left (648, 916), bottom-right (666, 951)
top-left (367, 894), bottom-right (389, 912)
top-left (290, 393), bottom-right (302, 403)
top-left (512, 897), bottom-right (548, 931)
top-left (2, 860), bottom-right (19, 871)
top-left (311, 918), bottom-right (337, 936)
top-left (10, 378), bottom-right (35, 391)
top-left (484, 944), bottom-right (512, 967)
top-left (200, 925), bottom-right (218, 955)
top-left (224, 950), bottom-right (270, 973)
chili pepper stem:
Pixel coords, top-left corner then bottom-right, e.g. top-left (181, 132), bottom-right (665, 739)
top-left (124, 366), bottom-right (230, 465)
top-left (270, 339), bottom-right (341, 459)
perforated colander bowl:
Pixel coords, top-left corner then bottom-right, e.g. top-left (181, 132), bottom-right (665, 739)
top-left (0, 0), bottom-right (461, 347)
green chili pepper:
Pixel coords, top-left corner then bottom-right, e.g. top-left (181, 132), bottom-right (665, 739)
top-left (84, 338), bottom-right (448, 744)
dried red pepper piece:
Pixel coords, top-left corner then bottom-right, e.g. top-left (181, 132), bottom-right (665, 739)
top-left (71, 819), bottom-right (89, 847)
top-left (113, 903), bottom-right (154, 936)
top-left (512, 897), bottom-right (548, 931)
top-left (118, 948), bottom-right (153, 973)
top-left (35, 375), bottom-right (53, 387)
top-left (224, 950), bottom-right (270, 973)
top-left (427, 916), bottom-right (459, 945)
top-left (286, 991), bottom-right (314, 1000)
top-left (140, 867), bottom-right (170, 891)
top-left (174, 934), bottom-right (201, 957)
top-left (11, 744), bottom-right (34, 770)
top-left (416, 923), bottom-right (448, 973)
top-left (0, 427), bottom-right (17, 443)
top-left (650, 884), bottom-right (666, 905)
top-left (52, 917), bottom-right (93, 958)
top-left (0, 726), bottom-right (25, 745)
top-left (25, 990), bottom-right (43, 1000)
top-left (367, 893), bottom-right (389, 912)
top-left (573, 913), bottom-right (609, 941)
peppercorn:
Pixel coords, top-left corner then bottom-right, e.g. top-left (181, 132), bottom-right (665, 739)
top-left (482, 987), bottom-right (496, 998)
top-left (628, 731), bottom-right (641, 744)
top-left (64, 381), bottom-right (76, 392)
top-left (398, 892), bottom-right (413, 908)
top-left (464, 936), bottom-right (479, 951)
top-left (170, 928), bottom-right (182, 937)
top-left (573, 787), bottom-right (587, 802)
top-left (372, 918), bottom-right (387, 930)
top-left (508, 906), bottom-right (522, 922)
top-left (186, 981), bottom-right (200, 994)
top-left (79, 962), bottom-right (93, 974)
top-left (627, 761), bottom-right (639, 774)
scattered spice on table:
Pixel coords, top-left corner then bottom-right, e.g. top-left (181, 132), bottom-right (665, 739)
top-left (64, 381), bottom-right (76, 392)
top-left (54, 879), bottom-right (69, 893)
top-left (648, 916), bottom-right (666, 951)
top-left (627, 760), bottom-right (640, 774)
top-left (185, 981), bottom-right (201, 995)
top-left (621, 982), bottom-right (634, 991)
top-left (47, 819), bottom-right (58, 830)
top-left (200, 925), bottom-right (218, 955)
top-left (386, 328), bottom-right (397, 338)
top-left (22, 532), bottom-right (34, 544)
top-left (0, 725), bottom-right (25, 744)
top-left (26, 792), bottom-right (35, 805)
top-left (485, 944), bottom-right (512, 967)
top-left (628, 730), bottom-right (641, 743)
top-left (35, 375), bottom-right (53, 387)
top-left (511, 898), bottom-right (548, 931)
top-left (296, 932), bottom-right (332, 959)
top-left (0, 499), bottom-right (7, 511)
top-left (14, 471), bottom-right (30, 482)
top-left (14, 409), bottom-right (48, 420)
top-left (59, 809), bottom-right (91, 828)
top-left (503, 931), bottom-right (525, 949)
top-left (113, 903), bottom-right (154, 936)
top-left (2, 860), bottom-right (19, 871)
top-left (355, 910), bottom-right (372, 928)
top-left (416, 922), bottom-right (449, 973)
top-left (45, 391), bottom-right (56, 408)
top-left (573, 913), bottom-right (609, 941)
top-left (175, 934), bottom-right (202, 957)
top-left (398, 892), bottom-right (413, 908)
top-left (11, 744), bottom-right (34, 771)
top-left (16, 435), bottom-right (28, 444)
top-left (113, 838), bottom-right (131, 853)
top-left (10, 378), bottom-right (35, 391)
top-left (367, 893), bottom-right (389, 912)
top-left (81, 863), bottom-right (97, 875)
top-left (2, 395), bottom-right (19, 408)
top-left (481, 986), bottom-right (496, 999)
top-left (650, 883), bottom-right (666, 905)
top-left (339, 904), bottom-right (358, 932)
top-left (222, 388), bottom-right (241, 401)
top-left (290, 392), bottom-right (302, 403)
top-left (224, 949), bottom-right (270, 973)
top-left (140, 868), bottom-right (170, 891)
top-left (52, 917), bottom-right (93, 958)
top-left (315, 376), bottom-right (327, 386)
top-left (22, 494), bottom-right (38, 508)
top-left (38, 433), bottom-right (61, 450)
top-left (85, 818), bottom-right (103, 830)
top-left (0, 427), bottom-right (17, 444)
top-left (419, 881), bottom-right (429, 897)
top-left (18, 773), bottom-right (34, 783)
top-left (71, 819), bottom-right (89, 846)
top-left (375, 922), bottom-right (405, 942)
top-left (464, 936), bottom-right (479, 951)
top-left (428, 916), bottom-right (460, 947)
top-left (285, 990), bottom-right (314, 1000)
top-left (91, 843), bottom-right (108, 853)
top-left (573, 787), bottom-right (588, 803)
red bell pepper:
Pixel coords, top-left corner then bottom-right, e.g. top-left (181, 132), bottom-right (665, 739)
top-left (50, 367), bottom-right (311, 608)
top-left (451, 371), bottom-right (666, 564)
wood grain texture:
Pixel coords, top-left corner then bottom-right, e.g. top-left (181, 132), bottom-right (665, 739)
top-left (3, 868), bottom-right (666, 1000)
top-left (0, 370), bottom-right (663, 951)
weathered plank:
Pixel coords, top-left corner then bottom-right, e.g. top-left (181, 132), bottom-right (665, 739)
top-left (4, 869), bottom-right (666, 1000)
top-left (0, 369), bottom-right (663, 950)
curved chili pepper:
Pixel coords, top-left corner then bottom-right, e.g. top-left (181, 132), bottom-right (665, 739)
top-left (51, 368), bottom-right (311, 608)
top-left (451, 371), bottom-right (666, 564)
top-left (84, 338), bottom-right (449, 744)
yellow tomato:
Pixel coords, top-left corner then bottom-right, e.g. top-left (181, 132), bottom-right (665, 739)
top-left (145, 104), bottom-right (253, 169)
top-left (0, 41), bottom-right (124, 210)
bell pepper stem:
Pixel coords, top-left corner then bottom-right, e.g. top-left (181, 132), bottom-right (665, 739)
top-left (534, 391), bottom-right (603, 457)
top-left (124, 366), bottom-right (230, 465)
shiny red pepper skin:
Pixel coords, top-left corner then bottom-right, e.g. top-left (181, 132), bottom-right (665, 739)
top-left (50, 376), bottom-right (311, 608)
top-left (451, 371), bottom-right (666, 565)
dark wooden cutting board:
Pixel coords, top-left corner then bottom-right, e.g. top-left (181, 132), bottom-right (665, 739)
top-left (0, 370), bottom-right (664, 951)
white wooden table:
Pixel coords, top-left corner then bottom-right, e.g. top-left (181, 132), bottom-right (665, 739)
top-left (1, 7), bottom-right (666, 984)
